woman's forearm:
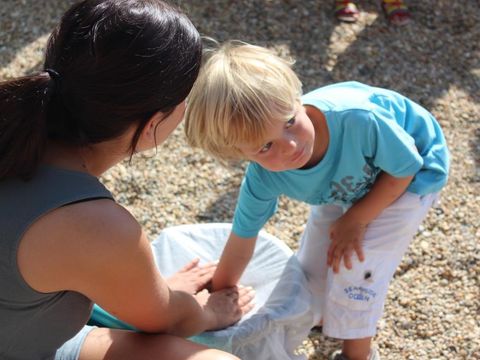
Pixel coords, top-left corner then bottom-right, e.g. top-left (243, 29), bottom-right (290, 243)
top-left (161, 290), bottom-right (212, 336)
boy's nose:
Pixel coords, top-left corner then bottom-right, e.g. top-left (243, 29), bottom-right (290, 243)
top-left (281, 138), bottom-right (298, 155)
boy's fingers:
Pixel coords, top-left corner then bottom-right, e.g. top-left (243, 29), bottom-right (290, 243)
top-left (199, 267), bottom-right (216, 277)
top-left (241, 302), bottom-right (255, 315)
top-left (332, 248), bottom-right (343, 273)
top-left (328, 243), bottom-right (342, 269)
top-left (327, 244), bottom-right (335, 265)
top-left (344, 250), bottom-right (353, 270)
top-left (197, 274), bottom-right (213, 285)
top-left (202, 262), bottom-right (218, 269)
top-left (332, 257), bottom-right (340, 273)
top-left (237, 286), bottom-right (254, 296)
top-left (238, 288), bottom-right (255, 306)
top-left (355, 244), bottom-right (365, 262)
top-left (181, 258), bottom-right (200, 271)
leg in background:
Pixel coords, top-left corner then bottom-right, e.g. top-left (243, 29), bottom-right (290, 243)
top-left (381, 0), bottom-right (411, 26)
top-left (342, 337), bottom-right (373, 360)
top-left (334, 0), bottom-right (360, 23)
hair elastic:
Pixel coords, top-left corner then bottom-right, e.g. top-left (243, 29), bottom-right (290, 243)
top-left (45, 68), bottom-right (61, 83)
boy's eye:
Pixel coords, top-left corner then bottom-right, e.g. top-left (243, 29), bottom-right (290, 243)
top-left (259, 142), bottom-right (272, 153)
top-left (285, 117), bottom-right (295, 128)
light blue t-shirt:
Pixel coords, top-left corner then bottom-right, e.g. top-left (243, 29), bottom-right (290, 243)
top-left (232, 82), bottom-right (449, 238)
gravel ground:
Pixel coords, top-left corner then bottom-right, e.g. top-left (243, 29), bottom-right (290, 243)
top-left (1, 0), bottom-right (479, 359)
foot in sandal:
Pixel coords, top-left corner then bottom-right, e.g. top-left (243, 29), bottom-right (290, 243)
top-left (334, 0), bottom-right (360, 23)
top-left (381, 0), bottom-right (411, 26)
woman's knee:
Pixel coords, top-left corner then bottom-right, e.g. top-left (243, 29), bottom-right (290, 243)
top-left (194, 349), bottom-right (240, 360)
top-left (79, 328), bottom-right (240, 360)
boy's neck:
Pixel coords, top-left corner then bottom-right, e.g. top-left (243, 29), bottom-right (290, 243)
top-left (302, 105), bottom-right (329, 169)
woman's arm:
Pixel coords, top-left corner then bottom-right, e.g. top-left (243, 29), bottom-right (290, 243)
top-left (18, 199), bottom-right (253, 336)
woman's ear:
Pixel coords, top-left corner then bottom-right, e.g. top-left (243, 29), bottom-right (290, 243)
top-left (142, 111), bottom-right (163, 141)
top-left (133, 111), bottom-right (164, 153)
top-left (136, 102), bottom-right (185, 152)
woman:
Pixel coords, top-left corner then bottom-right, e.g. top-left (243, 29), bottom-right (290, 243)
top-left (0, 1), bottom-right (253, 359)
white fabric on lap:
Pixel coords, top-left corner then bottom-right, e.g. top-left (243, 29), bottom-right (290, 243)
top-left (151, 223), bottom-right (317, 360)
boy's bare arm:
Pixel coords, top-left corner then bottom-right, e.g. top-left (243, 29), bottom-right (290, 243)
top-left (211, 232), bottom-right (257, 291)
top-left (348, 172), bottom-right (414, 224)
top-left (328, 172), bottom-right (414, 272)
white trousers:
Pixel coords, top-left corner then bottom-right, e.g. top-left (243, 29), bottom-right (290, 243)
top-left (296, 191), bottom-right (439, 339)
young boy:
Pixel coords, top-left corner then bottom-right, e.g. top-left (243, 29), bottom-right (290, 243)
top-left (184, 42), bottom-right (449, 360)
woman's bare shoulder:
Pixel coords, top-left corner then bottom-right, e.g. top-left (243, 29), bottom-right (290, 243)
top-left (18, 198), bottom-right (149, 293)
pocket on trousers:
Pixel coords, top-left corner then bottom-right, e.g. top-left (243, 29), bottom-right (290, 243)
top-left (327, 250), bottom-right (392, 312)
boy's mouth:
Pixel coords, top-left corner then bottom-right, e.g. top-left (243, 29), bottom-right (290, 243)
top-left (291, 146), bottom-right (305, 163)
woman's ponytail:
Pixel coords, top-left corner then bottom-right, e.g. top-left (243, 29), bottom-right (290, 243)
top-left (0, 72), bottom-right (55, 180)
top-left (1, 0), bottom-right (203, 181)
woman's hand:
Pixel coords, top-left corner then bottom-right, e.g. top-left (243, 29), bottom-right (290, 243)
top-left (327, 212), bottom-right (367, 273)
top-left (195, 286), bottom-right (255, 331)
top-left (166, 258), bottom-right (217, 294)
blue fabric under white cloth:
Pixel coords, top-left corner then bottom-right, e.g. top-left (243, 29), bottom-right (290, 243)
top-left (90, 223), bottom-right (318, 360)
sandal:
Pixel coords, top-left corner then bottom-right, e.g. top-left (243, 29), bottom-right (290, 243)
top-left (381, 0), bottom-right (411, 26)
top-left (309, 325), bottom-right (323, 335)
top-left (329, 347), bottom-right (381, 360)
top-left (335, 1), bottom-right (360, 23)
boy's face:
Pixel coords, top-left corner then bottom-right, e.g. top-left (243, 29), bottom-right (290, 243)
top-left (238, 104), bottom-right (316, 172)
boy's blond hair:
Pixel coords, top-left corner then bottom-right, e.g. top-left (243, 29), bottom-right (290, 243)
top-left (184, 41), bottom-right (302, 161)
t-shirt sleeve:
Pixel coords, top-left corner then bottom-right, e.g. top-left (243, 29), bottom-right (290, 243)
top-left (232, 164), bottom-right (278, 238)
top-left (363, 106), bottom-right (424, 177)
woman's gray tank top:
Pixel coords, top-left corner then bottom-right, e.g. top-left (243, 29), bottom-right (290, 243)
top-left (0, 165), bottom-right (113, 360)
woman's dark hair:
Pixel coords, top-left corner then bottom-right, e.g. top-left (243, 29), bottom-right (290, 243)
top-left (0, 0), bottom-right (202, 180)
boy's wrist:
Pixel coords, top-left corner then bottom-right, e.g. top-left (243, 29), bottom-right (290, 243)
top-left (344, 204), bottom-right (374, 226)
top-left (211, 276), bottom-right (223, 292)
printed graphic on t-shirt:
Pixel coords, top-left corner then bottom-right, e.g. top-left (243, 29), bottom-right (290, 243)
top-left (328, 163), bottom-right (379, 203)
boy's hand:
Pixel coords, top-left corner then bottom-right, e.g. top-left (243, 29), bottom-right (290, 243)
top-left (327, 213), bottom-right (367, 273)
top-left (326, 173), bottom-right (414, 273)
top-left (166, 258), bottom-right (217, 294)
